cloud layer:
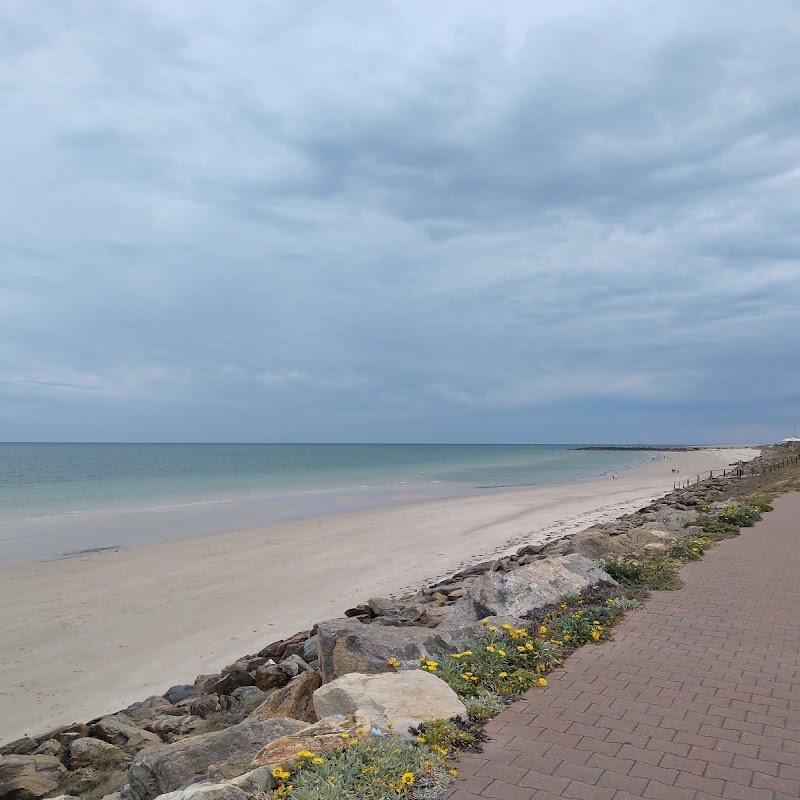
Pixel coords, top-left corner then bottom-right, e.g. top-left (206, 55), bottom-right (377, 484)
top-left (1, 1), bottom-right (798, 443)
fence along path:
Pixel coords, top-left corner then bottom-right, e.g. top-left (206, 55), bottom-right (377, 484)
top-left (674, 452), bottom-right (800, 490)
top-left (445, 492), bottom-right (800, 800)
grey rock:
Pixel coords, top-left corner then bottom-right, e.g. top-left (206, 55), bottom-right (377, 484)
top-left (128, 718), bottom-right (307, 800)
top-left (192, 675), bottom-right (221, 695)
top-left (0, 738), bottom-right (39, 756)
top-left (91, 715), bottom-right (162, 754)
top-left (302, 635), bottom-right (318, 664)
top-left (367, 598), bottom-right (397, 616)
top-left (226, 766), bottom-right (276, 792)
top-left (248, 671), bottom-right (321, 723)
top-left (313, 671), bottom-right (467, 739)
top-left (151, 784), bottom-right (248, 800)
top-left (252, 665), bottom-right (289, 692)
top-left (316, 618), bottom-right (481, 681)
top-left (460, 555), bottom-right (618, 620)
top-left (69, 738), bottom-right (129, 769)
top-left (561, 529), bottom-right (630, 562)
top-left (229, 686), bottom-right (265, 706)
top-left (0, 755), bottom-right (66, 800)
top-left (32, 740), bottom-right (61, 758)
top-left (186, 696), bottom-right (220, 719)
top-left (211, 671), bottom-right (254, 697)
top-left (164, 686), bottom-right (197, 705)
top-left (277, 655), bottom-right (311, 678)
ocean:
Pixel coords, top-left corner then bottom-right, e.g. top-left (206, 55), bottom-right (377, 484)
top-left (0, 443), bottom-right (649, 565)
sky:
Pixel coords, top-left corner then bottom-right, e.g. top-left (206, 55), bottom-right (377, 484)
top-left (0, 1), bottom-right (798, 445)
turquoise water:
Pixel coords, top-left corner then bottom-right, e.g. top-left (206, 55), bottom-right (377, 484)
top-left (0, 443), bottom-right (646, 523)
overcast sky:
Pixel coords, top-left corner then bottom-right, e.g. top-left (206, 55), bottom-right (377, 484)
top-left (1, 1), bottom-right (798, 444)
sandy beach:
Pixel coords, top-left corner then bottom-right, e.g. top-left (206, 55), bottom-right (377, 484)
top-left (0, 447), bottom-right (756, 743)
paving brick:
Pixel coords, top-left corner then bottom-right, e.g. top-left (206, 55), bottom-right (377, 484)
top-left (484, 780), bottom-right (538, 800)
top-left (561, 780), bottom-right (616, 800)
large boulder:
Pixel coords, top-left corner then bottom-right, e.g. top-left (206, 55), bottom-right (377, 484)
top-left (312, 671), bottom-right (466, 739)
top-left (250, 713), bottom-right (371, 772)
top-left (619, 523), bottom-right (682, 554)
top-left (90, 715), bottom-right (162, 754)
top-left (653, 506), bottom-right (698, 531)
top-left (563, 529), bottom-right (631, 562)
top-left (69, 737), bottom-right (129, 769)
top-left (248, 671), bottom-right (321, 723)
top-left (149, 784), bottom-right (248, 800)
top-left (458, 555), bottom-right (617, 620)
top-left (316, 619), bottom-right (474, 682)
top-left (0, 754), bottom-right (66, 800)
top-left (128, 718), bottom-right (308, 800)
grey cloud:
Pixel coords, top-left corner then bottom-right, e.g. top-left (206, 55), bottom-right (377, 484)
top-left (0, 0), bottom-right (798, 443)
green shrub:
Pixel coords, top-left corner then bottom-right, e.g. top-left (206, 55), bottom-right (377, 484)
top-left (276, 735), bottom-right (453, 800)
top-left (463, 691), bottom-right (506, 721)
top-left (601, 557), bottom-right (684, 590)
top-left (608, 596), bottom-right (643, 611)
top-left (434, 624), bottom-right (561, 698)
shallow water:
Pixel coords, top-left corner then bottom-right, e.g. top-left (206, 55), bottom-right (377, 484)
top-left (0, 443), bottom-right (649, 564)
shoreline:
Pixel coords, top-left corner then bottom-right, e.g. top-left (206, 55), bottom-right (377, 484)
top-left (0, 449), bottom-right (657, 567)
top-left (0, 446), bottom-right (756, 743)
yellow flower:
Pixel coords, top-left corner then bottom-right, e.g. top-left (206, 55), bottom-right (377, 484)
top-left (464, 650), bottom-right (473, 656)
top-left (450, 768), bottom-right (459, 776)
top-left (591, 631), bottom-right (601, 641)
top-left (563, 635), bottom-right (571, 641)
top-left (387, 657), bottom-right (401, 667)
top-left (538, 677), bottom-right (548, 686)
top-left (357, 727), bottom-right (364, 733)
top-left (517, 628), bottom-right (528, 637)
top-left (497, 649), bottom-right (506, 657)
top-left (592, 621), bottom-right (600, 626)
top-left (539, 625), bottom-right (548, 634)
top-left (501, 623), bottom-right (512, 630)
top-left (340, 733), bottom-right (350, 739)
top-left (499, 671), bottom-right (508, 678)
top-left (416, 736), bottom-right (425, 743)
top-left (271, 766), bottom-right (291, 780)
top-left (486, 645), bottom-right (496, 652)
top-left (295, 750), bottom-right (314, 759)
top-left (311, 757), bottom-right (324, 765)
top-left (451, 652), bottom-right (462, 659)
top-left (488, 626), bottom-right (497, 632)
top-left (525, 641), bottom-right (534, 651)
top-left (517, 645), bottom-right (526, 652)
top-left (481, 618), bottom-right (489, 624)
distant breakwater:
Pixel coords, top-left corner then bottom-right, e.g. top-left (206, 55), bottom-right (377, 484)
top-left (577, 445), bottom-right (703, 452)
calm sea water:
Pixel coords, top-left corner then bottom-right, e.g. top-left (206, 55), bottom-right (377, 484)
top-left (0, 444), bottom-right (650, 564)
top-left (0, 443), bottom-right (647, 522)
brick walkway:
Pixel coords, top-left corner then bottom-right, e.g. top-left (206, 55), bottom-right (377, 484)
top-left (445, 493), bottom-right (800, 800)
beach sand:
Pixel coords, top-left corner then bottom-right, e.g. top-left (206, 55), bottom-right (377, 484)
top-left (0, 447), bottom-right (756, 743)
